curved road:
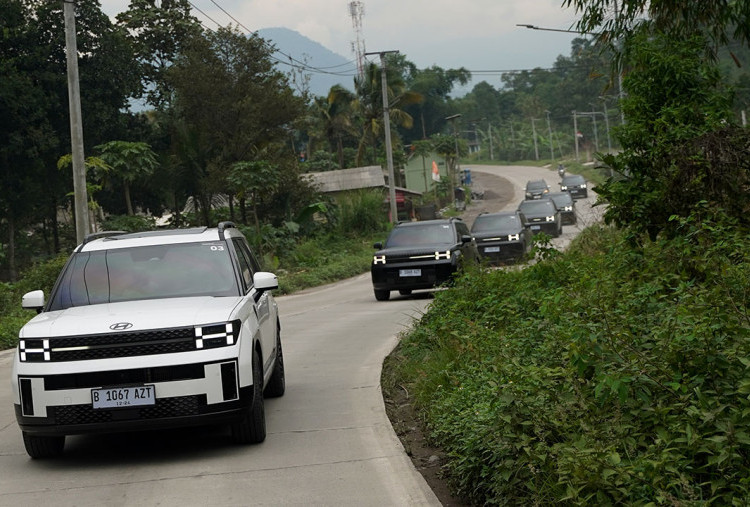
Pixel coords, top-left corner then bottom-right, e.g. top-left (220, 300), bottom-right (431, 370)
top-left (0, 165), bottom-right (600, 506)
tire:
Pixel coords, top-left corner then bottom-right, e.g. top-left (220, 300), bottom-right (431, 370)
top-left (22, 432), bottom-right (65, 459)
top-left (374, 289), bottom-right (390, 301)
top-left (398, 289), bottom-right (412, 296)
top-left (230, 349), bottom-right (266, 444)
top-left (264, 328), bottom-right (285, 398)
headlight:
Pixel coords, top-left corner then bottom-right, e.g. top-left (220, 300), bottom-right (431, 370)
top-left (525, 192), bottom-right (532, 198)
top-left (546, 216), bottom-right (555, 222)
top-left (508, 233), bottom-right (520, 241)
top-left (560, 185), bottom-right (568, 191)
top-left (581, 183), bottom-right (587, 189)
top-left (565, 206), bottom-right (572, 211)
top-left (435, 250), bottom-right (451, 260)
top-left (373, 255), bottom-right (386, 265)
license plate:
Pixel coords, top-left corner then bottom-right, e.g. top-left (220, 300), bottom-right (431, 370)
top-left (92, 385), bottom-right (156, 409)
top-left (399, 268), bottom-right (421, 277)
top-left (484, 246), bottom-right (500, 253)
top-left (531, 225), bottom-right (541, 230)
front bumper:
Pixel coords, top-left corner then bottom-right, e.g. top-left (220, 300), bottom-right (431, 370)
top-left (371, 259), bottom-right (457, 291)
top-left (14, 357), bottom-right (252, 436)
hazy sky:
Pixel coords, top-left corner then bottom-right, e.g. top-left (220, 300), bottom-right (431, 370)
top-left (100, 0), bottom-right (585, 93)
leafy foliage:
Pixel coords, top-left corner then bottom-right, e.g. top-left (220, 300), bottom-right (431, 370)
top-left (390, 220), bottom-right (750, 504)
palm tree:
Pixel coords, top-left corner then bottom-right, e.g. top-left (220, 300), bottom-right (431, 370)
top-left (353, 62), bottom-right (422, 166)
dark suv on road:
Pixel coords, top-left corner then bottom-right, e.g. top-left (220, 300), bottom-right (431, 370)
top-left (371, 218), bottom-right (479, 301)
top-left (525, 179), bottom-right (550, 200)
top-left (471, 211), bottom-right (532, 264)
top-left (560, 174), bottom-right (588, 199)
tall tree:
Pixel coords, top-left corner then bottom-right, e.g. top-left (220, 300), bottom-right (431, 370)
top-left (95, 141), bottom-right (159, 215)
top-left (169, 26), bottom-right (304, 225)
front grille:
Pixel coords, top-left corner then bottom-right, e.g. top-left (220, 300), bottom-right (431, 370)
top-left (20, 322), bottom-right (238, 363)
top-left (45, 363), bottom-right (206, 390)
top-left (53, 395), bottom-right (207, 425)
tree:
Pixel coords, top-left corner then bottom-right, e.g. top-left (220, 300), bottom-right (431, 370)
top-left (94, 141), bottom-right (159, 215)
top-left (353, 61), bottom-right (422, 166)
top-left (596, 29), bottom-right (745, 240)
top-left (117, 0), bottom-right (203, 110)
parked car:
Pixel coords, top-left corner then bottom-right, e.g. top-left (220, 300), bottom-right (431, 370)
top-left (12, 222), bottom-right (285, 458)
top-left (471, 211), bottom-right (532, 264)
top-left (525, 179), bottom-right (550, 200)
top-left (548, 191), bottom-right (577, 225)
top-left (560, 174), bottom-right (588, 199)
top-left (517, 199), bottom-right (563, 237)
top-left (371, 218), bottom-right (479, 301)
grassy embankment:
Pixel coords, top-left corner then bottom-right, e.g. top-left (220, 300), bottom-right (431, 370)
top-left (383, 217), bottom-right (750, 504)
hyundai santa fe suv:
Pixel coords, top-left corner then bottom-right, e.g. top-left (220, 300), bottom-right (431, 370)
top-left (11, 222), bottom-right (285, 458)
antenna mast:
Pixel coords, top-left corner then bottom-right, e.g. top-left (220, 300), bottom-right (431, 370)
top-left (349, 1), bottom-right (366, 80)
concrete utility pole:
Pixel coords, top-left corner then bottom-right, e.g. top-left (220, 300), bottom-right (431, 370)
top-left (545, 111), bottom-right (554, 161)
top-left (531, 118), bottom-right (540, 161)
top-left (366, 50), bottom-right (399, 224)
top-left (445, 114), bottom-right (461, 207)
top-left (572, 110), bottom-right (580, 162)
top-left (63, 0), bottom-right (89, 244)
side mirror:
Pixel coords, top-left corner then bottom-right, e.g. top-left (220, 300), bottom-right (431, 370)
top-left (253, 272), bottom-right (279, 292)
top-left (461, 234), bottom-right (472, 244)
top-left (22, 290), bottom-right (45, 312)
top-left (373, 242), bottom-right (383, 249)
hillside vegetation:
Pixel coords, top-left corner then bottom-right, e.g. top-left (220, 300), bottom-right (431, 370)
top-left (386, 219), bottom-right (750, 503)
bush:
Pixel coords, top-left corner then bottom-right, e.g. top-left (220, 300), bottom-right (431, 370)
top-left (391, 217), bottom-right (750, 504)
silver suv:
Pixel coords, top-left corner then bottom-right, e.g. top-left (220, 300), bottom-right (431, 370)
top-left (12, 222), bottom-right (285, 458)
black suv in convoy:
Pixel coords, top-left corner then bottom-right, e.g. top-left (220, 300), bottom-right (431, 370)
top-left (525, 179), bottom-right (550, 200)
top-left (548, 191), bottom-right (577, 225)
top-left (560, 174), bottom-right (588, 199)
top-left (471, 211), bottom-right (532, 264)
top-left (371, 218), bottom-right (479, 301)
top-left (517, 199), bottom-right (563, 237)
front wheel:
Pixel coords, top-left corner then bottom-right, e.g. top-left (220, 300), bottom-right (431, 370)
top-left (374, 289), bottom-right (390, 301)
top-left (230, 349), bottom-right (266, 444)
top-left (23, 432), bottom-right (65, 459)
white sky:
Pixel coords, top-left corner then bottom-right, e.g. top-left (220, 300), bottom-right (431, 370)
top-left (99, 0), bottom-right (584, 92)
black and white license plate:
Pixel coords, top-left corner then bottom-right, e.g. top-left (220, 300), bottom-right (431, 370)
top-left (92, 385), bottom-right (156, 409)
top-left (531, 225), bottom-right (541, 230)
top-left (484, 246), bottom-right (500, 253)
top-left (399, 268), bottom-right (421, 277)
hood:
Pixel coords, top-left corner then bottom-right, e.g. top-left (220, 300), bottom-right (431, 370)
top-left (20, 296), bottom-right (243, 338)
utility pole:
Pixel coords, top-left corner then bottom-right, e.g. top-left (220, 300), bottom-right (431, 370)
top-left (531, 118), bottom-right (539, 161)
top-left (445, 114), bottom-right (461, 207)
top-left (63, 0), bottom-right (89, 244)
top-left (589, 104), bottom-right (599, 151)
top-left (366, 50), bottom-right (399, 224)
top-left (488, 122), bottom-right (494, 160)
top-left (572, 111), bottom-right (580, 162)
top-left (545, 111), bottom-right (554, 161)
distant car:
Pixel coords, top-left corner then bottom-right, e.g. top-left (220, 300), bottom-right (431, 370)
top-left (560, 174), bottom-right (588, 199)
top-left (517, 199), bottom-right (562, 237)
top-left (370, 218), bottom-right (479, 301)
top-left (471, 211), bottom-right (532, 264)
top-left (548, 191), bottom-right (577, 225)
top-left (525, 179), bottom-right (550, 200)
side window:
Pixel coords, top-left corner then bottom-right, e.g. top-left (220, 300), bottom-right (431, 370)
top-left (456, 222), bottom-right (470, 238)
top-left (231, 239), bottom-right (254, 290)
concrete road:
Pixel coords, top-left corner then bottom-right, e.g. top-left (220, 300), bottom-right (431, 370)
top-left (0, 165), bottom-right (599, 507)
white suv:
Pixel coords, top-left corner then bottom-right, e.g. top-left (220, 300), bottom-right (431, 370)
top-left (11, 222), bottom-right (285, 458)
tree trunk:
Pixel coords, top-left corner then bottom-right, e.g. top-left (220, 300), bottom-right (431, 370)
top-left (7, 214), bottom-right (16, 282)
top-left (124, 182), bottom-right (133, 215)
top-left (337, 135), bottom-right (345, 169)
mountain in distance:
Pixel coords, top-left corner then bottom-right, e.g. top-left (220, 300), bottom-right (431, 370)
top-left (257, 27), bottom-right (356, 98)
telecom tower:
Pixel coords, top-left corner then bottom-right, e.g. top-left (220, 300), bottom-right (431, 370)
top-left (349, 1), bottom-right (366, 80)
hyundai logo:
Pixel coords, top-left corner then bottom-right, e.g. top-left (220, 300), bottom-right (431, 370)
top-left (110, 322), bottom-right (133, 331)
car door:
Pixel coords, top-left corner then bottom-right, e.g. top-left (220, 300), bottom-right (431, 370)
top-left (232, 238), bottom-right (275, 373)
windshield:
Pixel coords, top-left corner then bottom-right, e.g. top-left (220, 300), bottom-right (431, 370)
top-left (48, 241), bottom-right (239, 310)
top-left (527, 181), bottom-right (547, 190)
top-left (472, 214), bottom-right (520, 232)
top-left (385, 223), bottom-right (455, 247)
top-left (563, 175), bottom-right (585, 185)
top-left (519, 201), bottom-right (556, 215)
